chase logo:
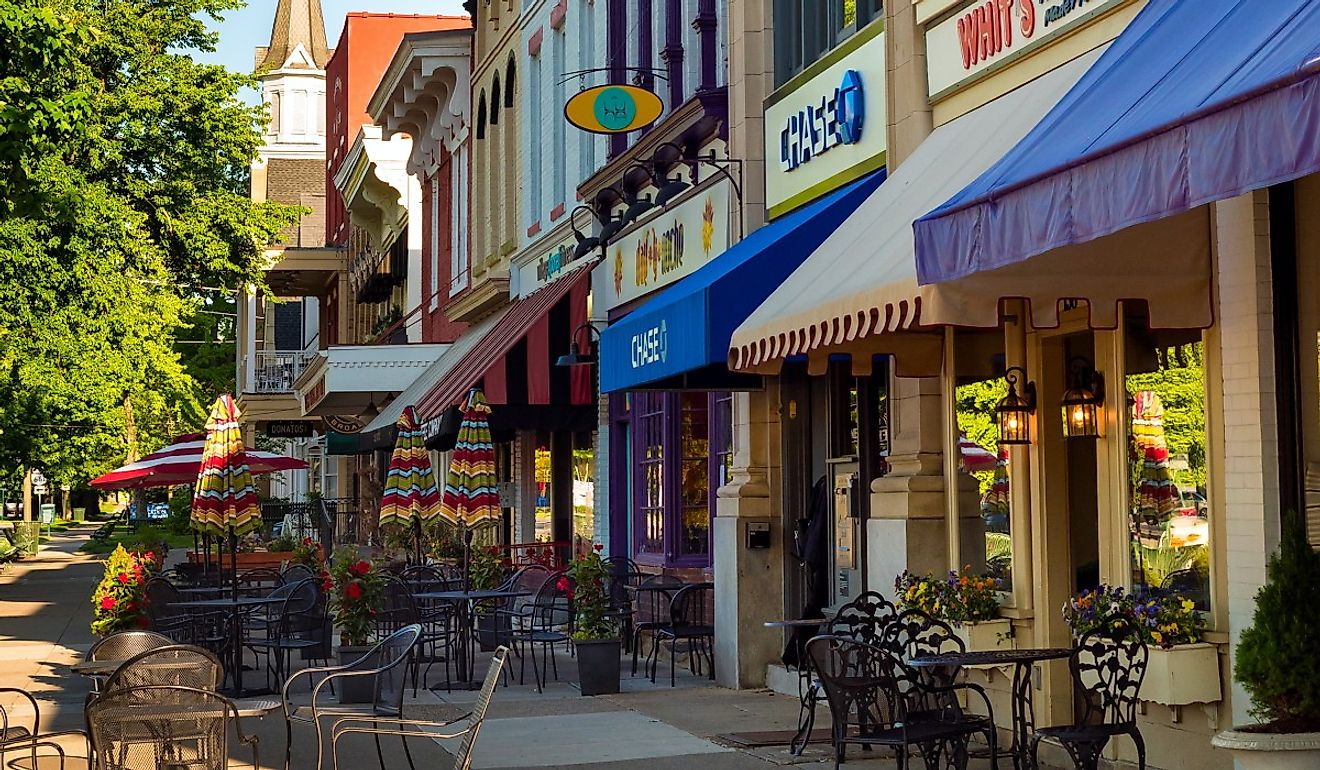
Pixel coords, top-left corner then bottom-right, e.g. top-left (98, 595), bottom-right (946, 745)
top-left (837, 69), bottom-right (864, 145)
top-left (630, 320), bottom-right (668, 369)
top-left (779, 69), bottom-right (865, 172)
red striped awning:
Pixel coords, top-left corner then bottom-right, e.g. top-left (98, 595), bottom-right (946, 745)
top-left (416, 265), bottom-right (592, 418)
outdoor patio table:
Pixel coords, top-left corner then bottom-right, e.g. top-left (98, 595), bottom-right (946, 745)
top-left (411, 588), bottom-right (530, 689)
top-left (169, 595), bottom-right (285, 698)
top-left (909, 646), bottom-right (1071, 770)
top-left (763, 616), bottom-right (832, 755)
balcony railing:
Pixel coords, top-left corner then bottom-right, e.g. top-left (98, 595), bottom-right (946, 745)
top-left (247, 350), bottom-right (316, 394)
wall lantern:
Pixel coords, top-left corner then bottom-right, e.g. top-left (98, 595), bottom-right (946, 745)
top-left (569, 205), bottom-right (603, 260)
top-left (995, 366), bottom-right (1037, 445)
top-left (556, 323), bottom-right (602, 367)
top-left (1060, 356), bottom-right (1105, 439)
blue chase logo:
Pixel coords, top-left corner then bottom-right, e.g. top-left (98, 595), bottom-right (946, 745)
top-left (630, 320), bottom-right (668, 370)
top-left (780, 69), bottom-right (865, 172)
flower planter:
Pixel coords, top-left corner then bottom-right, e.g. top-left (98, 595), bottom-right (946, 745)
top-left (1212, 729), bottom-right (1320, 770)
top-left (335, 645), bottom-right (379, 704)
top-left (1140, 642), bottom-right (1221, 706)
top-left (187, 550), bottom-right (295, 571)
top-left (476, 612), bottom-right (510, 652)
top-left (575, 639), bottom-right (621, 696)
top-left (952, 618), bottom-right (1014, 652)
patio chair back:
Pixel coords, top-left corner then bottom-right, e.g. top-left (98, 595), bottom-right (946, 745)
top-left (634, 574), bottom-right (684, 628)
top-left (882, 609), bottom-right (966, 715)
top-left (271, 579), bottom-right (321, 637)
top-left (238, 568), bottom-right (284, 597)
top-left (87, 685), bottom-right (236, 770)
top-left (452, 647), bottom-right (509, 770)
top-left (828, 591), bottom-right (898, 646)
top-left (87, 631), bottom-right (173, 665)
top-left (602, 557), bottom-right (641, 611)
top-left (400, 565), bottom-right (451, 595)
top-left (143, 578), bottom-right (183, 625)
top-left (281, 564), bottom-right (316, 584)
top-left (1072, 617), bottom-right (1149, 728)
top-left (527, 572), bottom-right (573, 632)
top-left (102, 644), bottom-right (224, 692)
top-left (344, 623), bottom-right (422, 717)
top-left (806, 635), bottom-right (910, 736)
top-left (374, 577), bottom-right (419, 640)
top-left (668, 584), bottom-right (713, 632)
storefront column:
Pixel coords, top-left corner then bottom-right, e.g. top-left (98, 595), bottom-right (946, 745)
top-left (714, 386), bottom-right (785, 688)
top-left (514, 431), bottom-right (536, 544)
top-left (1211, 190), bottom-right (1282, 726)
top-left (550, 430), bottom-right (574, 552)
top-left (868, 375), bottom-right (953, 590)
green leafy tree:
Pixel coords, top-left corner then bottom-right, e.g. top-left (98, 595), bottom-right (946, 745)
top-left (0, 0), bottom-right (299, 490)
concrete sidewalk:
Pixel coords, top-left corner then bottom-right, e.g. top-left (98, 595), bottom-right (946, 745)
top-left (0, 532), bottom-right (1008, 769)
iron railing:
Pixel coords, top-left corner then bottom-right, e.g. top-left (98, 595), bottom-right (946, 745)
top-left (260, 497), bottom-right (362, 548)
top-left (247, 350), bottom-right (316, 394)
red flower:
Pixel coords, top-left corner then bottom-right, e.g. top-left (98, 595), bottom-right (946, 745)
top-left (350, 560), bottom-right (370, 576)
top-left (593, 543), bottom-right (604, 552)
top-left (117, 573), bottom-right (130, 584)
top-left (556, 577), bottom-right (571, 593)
top-left (99, 596), bottom-right (117, 611)
top-left (123, 601), bottom-right (137, 613)
top-left (345, 582), bottom-right (363, 600)
top-left (486, 546), bottom-right (500, 556)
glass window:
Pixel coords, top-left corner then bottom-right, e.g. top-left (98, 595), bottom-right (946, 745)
top-left (634, 393), bottom-right (666, 559)
top-left (955, 372), bottom-right (1011, 590)
top-left (573, 441), bottom-right (595, 555)
top-left (679, 394), bottom-right (711, 559)
top-left (1125, 335), bottom-right (1211, 612)
top-left (774, 0), bottom-right (882, 86)
top-left (535, 444), bottom-right (553, 543)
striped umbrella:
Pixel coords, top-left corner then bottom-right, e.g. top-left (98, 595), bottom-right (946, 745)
top-left (191, 395), bottom-right (263, 537)
top-left (380, 406), bottom-right (442, 561)
top-left (982, 448), bottom-right (1010, 518)
top-left (91, 434), bottom-right (305, 490)
top-left (440, 389), bottom-right (500, 528)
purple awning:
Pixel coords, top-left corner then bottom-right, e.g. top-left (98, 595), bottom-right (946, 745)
top-left (914, 0), bottom-right (1320, 285)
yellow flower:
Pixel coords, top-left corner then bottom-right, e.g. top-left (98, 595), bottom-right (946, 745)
top-left (1181, 599), bottom-right (1195, 613)
top-left (1151, 631), bottom-right (1163, 645)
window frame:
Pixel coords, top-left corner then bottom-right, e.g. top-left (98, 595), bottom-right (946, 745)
top-left (773, 0), bottom-right (882, 87)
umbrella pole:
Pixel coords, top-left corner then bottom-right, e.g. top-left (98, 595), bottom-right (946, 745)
top-left (230, 527), bottom-right (243, 696)
top-left (462, 526), bottom-right (473, 592)
top-left (413, 517), bottom-right (423, 565)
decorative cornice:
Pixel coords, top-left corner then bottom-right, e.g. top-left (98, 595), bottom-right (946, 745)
top-left (333, 127), bottom-right (410, 252)
top-left (368, 29), bottom-right (474, 178)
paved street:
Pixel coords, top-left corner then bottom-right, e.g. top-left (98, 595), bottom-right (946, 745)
top-left (0, 528), bottom-right (1017, 770)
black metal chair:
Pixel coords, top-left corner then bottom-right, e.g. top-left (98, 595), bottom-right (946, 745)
top-left (399, 566), bottom-right (457, 693)
top-left (85, 631), bottom-right (173, 693)
top-left (1031, 618), bottom-right (1149, 770)
top-left (86, 685), bottom-right (258, 770)
top-left (247, 578), bottom-right (324, 687)
top-left (2, 686), bottom-right (89, 770)
top-left (237, 568), bottom-right (284, 598)
top-left (281, 624), bottom-right (423, 770)
top-left (648, 584), bottom-right (715, 686)
top-left (629, 574), bottom-right (684, 676)
top-left (142, 578), bottom-right (195, 641)
top-left (602, 557), bottom-right (642, 651)
top-left (883, 609), bottom-right (997, 764)
top-left (281, 564), bottom-right (317, 585)
top-left (101, 644), bottom-right (224, 693)
top-left (807, 635), bottom-right (982, 770)
top-left (506, 573), bottom-right (572, 693)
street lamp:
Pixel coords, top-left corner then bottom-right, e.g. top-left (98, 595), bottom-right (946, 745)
top-left (1061, 357), bottom-right (1105, 439)
top-left (996, 366), bottom-right (1037, 445)
top-left (557, 323), bottom-right (602, 367)
top-left (570, 204), bottom-right (604, 260)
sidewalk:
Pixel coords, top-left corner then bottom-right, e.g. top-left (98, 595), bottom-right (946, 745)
top-left (0, 533), bottom-right (1008, 769)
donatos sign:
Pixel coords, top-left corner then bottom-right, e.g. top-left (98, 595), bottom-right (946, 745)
top-left (564, 85), bottom-right (664, 134)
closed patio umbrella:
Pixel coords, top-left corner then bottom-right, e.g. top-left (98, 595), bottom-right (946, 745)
top-left (440, 389), bottom-right (500, 588)
top-left (379, 406), bottom-right (442, 562)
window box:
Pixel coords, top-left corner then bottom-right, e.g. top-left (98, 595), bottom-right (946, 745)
top-left (1141, 642), bottom-right (1222, 706)
top-left (952, 618), bottom-right (1015, 653)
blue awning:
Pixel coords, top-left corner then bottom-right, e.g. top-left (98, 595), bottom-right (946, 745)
top-left (599, 171), bottom-right (885, 393)
top-left (915, 0), bottom-right (1320, 284)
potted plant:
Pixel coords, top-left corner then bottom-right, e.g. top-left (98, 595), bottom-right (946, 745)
top-left (896, 567), bottom-right (1012, 651)
top-left (1063, 584), bottom-right (1219, 706)
top-left (566, 545), bottom-right (620, 696)
top-left (90, 545), bottom-right (151, 636)
top-left (470, 545), bottom-right (511, 651)
top-left (326, 547), bottom-right (383, 703)
top-left (1213, 511), bottom-right (1320, 768)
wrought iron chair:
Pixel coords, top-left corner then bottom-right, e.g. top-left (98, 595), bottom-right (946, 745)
top-left (807, 635), bottom-right (982, 770)
top-left (791, 591), bottom-right (899, 755)
top-left (330, 647), bottom-right (509, 770)
top-left (629, 575), bottom-right (684, 676)
top-left (1030, 618), bottom-right (1149, 770)
top-left (100, 645), bottom-right (224, 693)
top-left (85, 632), bottom-right (173, 693)
top-left (601, 557), bottom-right (642, 651)
top-left (505, 572), bottom-right (572, 692)
top-left (281, 624), bottom-right (423, 770)
top-left (883, 609), bottom-right (997, 763)
top-left (86, 685), bottom-right (258, 770)
top-left (648, 584), bottom-right (715, 686)
top-left (141, 578), bottom-right (194, 641)
top-left (247, 578), bottom-right (324, 687)
top-left (281, 564), bottom-right (317, 584)
top-left (2, 686), bottom-right (89, 770)
top-left (487, 565), bottom-right (552, 652)
top-left (399, 566), bottom-right (457, 694)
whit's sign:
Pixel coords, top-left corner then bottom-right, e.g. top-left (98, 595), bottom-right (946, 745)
top-left (926, 0), bottom-right (1124, 99)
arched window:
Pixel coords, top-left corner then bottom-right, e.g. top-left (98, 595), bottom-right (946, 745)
top-left (504, 56), bottom-right (516, 108)
top-left (476, 91), bottom-right (487, 140)
top-left (491, 74), bottom-right (502, 125)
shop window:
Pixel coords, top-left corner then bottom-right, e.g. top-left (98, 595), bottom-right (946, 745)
top-left (773, 0), bottom-right (882, 87)
top-left (955, 357), bottom-right (1012, 591)
top-left (679, 394), bottom-right (711, 559)
top-left (634, 393), bottom-right (666, 559)
top-left (535, 444), bottom-right (553, 542)
top-left (573, 442), bottom-right (596, 552)
top-left (1124, 333), bottom-right (1211, 612)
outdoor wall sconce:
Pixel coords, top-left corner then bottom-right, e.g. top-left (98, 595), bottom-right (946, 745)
top-left (623, 193), bottom-right (654, 224)
top-left (995, 366), bottom-right (1037, 445)
top-left (556, 323), bottom-right (602, 367)
top-left (1061, 356), bottom-right (1105, 439)
top-left (569, 205), bottom-right (605, 259)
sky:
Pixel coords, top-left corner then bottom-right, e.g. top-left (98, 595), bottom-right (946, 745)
top-left (198, 0), bottom-right (468, 103)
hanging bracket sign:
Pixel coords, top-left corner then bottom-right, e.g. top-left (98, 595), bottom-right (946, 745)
top-left (564, 85), bottom-right (664, 134)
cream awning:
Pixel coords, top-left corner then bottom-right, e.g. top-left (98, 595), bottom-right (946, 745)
top-left (730, 46), bottom-right (1213, 378)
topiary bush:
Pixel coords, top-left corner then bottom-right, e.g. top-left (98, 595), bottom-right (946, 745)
top-left (1234, 509), bottom-right (1320, 732)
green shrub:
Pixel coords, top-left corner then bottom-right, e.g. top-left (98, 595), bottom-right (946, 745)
top-left (1234, 510), bottom-right (1320, 731)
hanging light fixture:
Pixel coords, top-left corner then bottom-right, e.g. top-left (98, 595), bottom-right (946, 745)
top-left (995, 366), bottom-right (1037, 445)
top-left (1060, 356), bottom-right (1105, 439)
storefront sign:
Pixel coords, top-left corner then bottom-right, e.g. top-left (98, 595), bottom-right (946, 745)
top-left (764, 23), bottom-right (887, 219)
top-left (630, 320), bottom-right (668, 370)
top-left (597, 180), bottom-right (730, 311)
top-left (515, 234), bottom-right (588, 298)
top-left (564, 84), bottom-right (665, 134)
top-left (302, 375), bottom-right (327, 414)
top-left (262, 420), bottom-right (316, 439)
top-left (322, 414), bottom-right (363, 434)
top-left (926, 0), bottom-right (1124, 99)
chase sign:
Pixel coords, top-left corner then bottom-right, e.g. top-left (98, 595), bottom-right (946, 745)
top-left (780, 69), bottom-right (865, 172)
top-left (631, 320), bottom-right (668, 370)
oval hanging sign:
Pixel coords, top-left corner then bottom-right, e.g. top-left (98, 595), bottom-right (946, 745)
top-left (564, 85), bottom-right (664, 134)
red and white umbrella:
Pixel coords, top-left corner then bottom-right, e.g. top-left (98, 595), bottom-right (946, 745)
top-left (958, 436), bottom-right (998, 474)
top-left (90, 432), bottom-right (306, 490)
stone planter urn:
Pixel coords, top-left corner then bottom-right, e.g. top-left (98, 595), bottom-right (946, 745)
top-left (575, 638), bottom-right (621, 696)
top-left (335, 645), bottom-right (379, 704)
top-left (952, 618), bottom-right (1014, 652)
top-left (1212, 729), bottom-right (1320, 770)
top-left (1140, 642), bottom-right (1221, 706)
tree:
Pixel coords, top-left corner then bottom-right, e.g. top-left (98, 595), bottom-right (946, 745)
top-left (0, 1), bottom-right (299, 488)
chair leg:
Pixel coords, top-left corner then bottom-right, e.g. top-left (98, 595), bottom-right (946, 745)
top-left (373, 721), bottom-right (386, 770)
top-left (1131, 730), bottom-right (1147, 770)
top-left (670, 635), bottom-right (677, 687)
top-left (400, 732), bottom-right (416, 770)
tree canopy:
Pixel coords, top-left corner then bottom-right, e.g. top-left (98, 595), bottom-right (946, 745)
top-left (0, 0), bottom-right (298, 489)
